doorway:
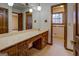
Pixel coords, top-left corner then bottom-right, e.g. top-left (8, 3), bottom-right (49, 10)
top-left (51, 4), bottom-right (67, 49)
top-left (74, 3), bottom-right (79, 56)
top-left (26, 12), bottom-right (32, 29)
top-left (12, 13), bottom-right (18, 31)
top-left (12, 12), bottom-right (23, 31)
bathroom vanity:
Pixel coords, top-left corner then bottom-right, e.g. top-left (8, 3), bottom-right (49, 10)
top-left (0, 29), bottom-right (48, 56)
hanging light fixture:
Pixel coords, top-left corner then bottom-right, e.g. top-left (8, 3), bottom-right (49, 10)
top-left (8, 3), bottom-right (14, 6)
top-left (29, 8), bottom-right (33, 13)
top-left (37, 3), bottom-right (42, 11)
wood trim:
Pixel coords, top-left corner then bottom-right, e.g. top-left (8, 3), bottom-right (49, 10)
top-left (52, 11), bottom-right (64, 14)
top-left (73, 3), bottom-right (79, 56)
top-left (50, 6), bottom-right (53, 45)
top-left (75, 3), bottom-right (78, 36)
top-left (63, 3), bottom-right (67, 49)
top-left (5, 8), bottom-right (8, 33)
top-left (26, 12), bottom-right (32, 16)
top-left (53, 25), bottom-right (64, 27)
top-left (50, 3), bottom-right (66, 45)
top-left (51, 3), bottom-right (66, 8)
top-left (75, 4), bottom-right (79, 36)
top-left (53, 23), bottom-right (64, 25)
top-left (51, 4), bottom-right (68, 49)
top-left (73, 5), bottom-right (76, 54)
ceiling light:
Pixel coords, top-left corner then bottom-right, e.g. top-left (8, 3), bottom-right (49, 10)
top-left (8, 3), bottom-right (14, 6)
top-left (29, 9), bottom-right (33, 13)
top-left (37, 6), bottom-right (42, 11)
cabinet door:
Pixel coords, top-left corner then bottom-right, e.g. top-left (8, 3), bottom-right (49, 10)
top-left (18, 13), bottom-right (23, 31)
top-left (2, 9), bottom-right (8, 33)
top-left (0, 8), bottom-right (8, 34)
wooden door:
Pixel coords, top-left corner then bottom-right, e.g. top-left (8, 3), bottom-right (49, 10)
top-left (18, 13), bottom-right (23, 31)
top-left (0, 8), bottom-right (8, 34)
top-left (26, 12), bottom-right (32, 29)
top-left (74, 3), bottom-right (79, 56)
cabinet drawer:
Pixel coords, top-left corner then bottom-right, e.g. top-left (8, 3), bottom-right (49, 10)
top-left (42, 31), bottom-right (48, 36)
top-left (1, 45), bottom-right (18, 56)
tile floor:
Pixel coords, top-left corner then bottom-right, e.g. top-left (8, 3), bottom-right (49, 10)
top-left (27, 37), bottom-right (73, 56)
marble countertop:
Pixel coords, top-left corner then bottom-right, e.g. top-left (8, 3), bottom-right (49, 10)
top-left (0, 29), bottom-right (48, 51)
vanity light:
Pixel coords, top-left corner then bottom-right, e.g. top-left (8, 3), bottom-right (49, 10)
top-left (37, 6), bottom-right (42, 11)
top-left (8, 3), bottom-right (14, 6)
top-left (29, 8), bottom-right (33, 13)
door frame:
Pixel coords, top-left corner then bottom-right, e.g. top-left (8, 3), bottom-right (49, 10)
top-left (51, 3), bottom-right (72, 51)
top-left (74, 3), bottom-right (79, 55)
top-left (26, 12), bottom-right (32, 30)
top-left (12, 12), bottom-right (23, 31)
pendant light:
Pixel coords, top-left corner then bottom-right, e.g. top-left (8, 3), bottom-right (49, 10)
top-left (29, 8), bottom-right (33, 13)
top-left (37, 3), bottom-right (42, 11)
top-left (8, 3), bottom-right (14, 6)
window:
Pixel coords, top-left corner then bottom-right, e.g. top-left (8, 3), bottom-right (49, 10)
top-left (52, 13), bottom-right (63, 24)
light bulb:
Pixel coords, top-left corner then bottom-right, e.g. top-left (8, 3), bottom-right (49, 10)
top-left (37, 6), bottom-right (42, 11)
top-left (29, 9), bottom-right (33, 13)
top-left (8, 3), bottom-right (14, 6)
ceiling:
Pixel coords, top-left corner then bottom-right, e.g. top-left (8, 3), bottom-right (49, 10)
top-left (12, 3), bottom-right (40, 12)
top-left (13, 3), bottom-right (29, 11)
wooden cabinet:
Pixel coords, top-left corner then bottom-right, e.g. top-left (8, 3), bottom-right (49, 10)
top-left (41, 31), bottom-right (48, 48)
top-left (1, 45), bottom-right (18, 56)
top-left (0, 8), bottom-right (8, 34)
top-left (1, 41), bottom-right (28, 56)
top-left (33, 31), bottom-right (48, 50)
top-left (0, 31), bottom-right (48, 56)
